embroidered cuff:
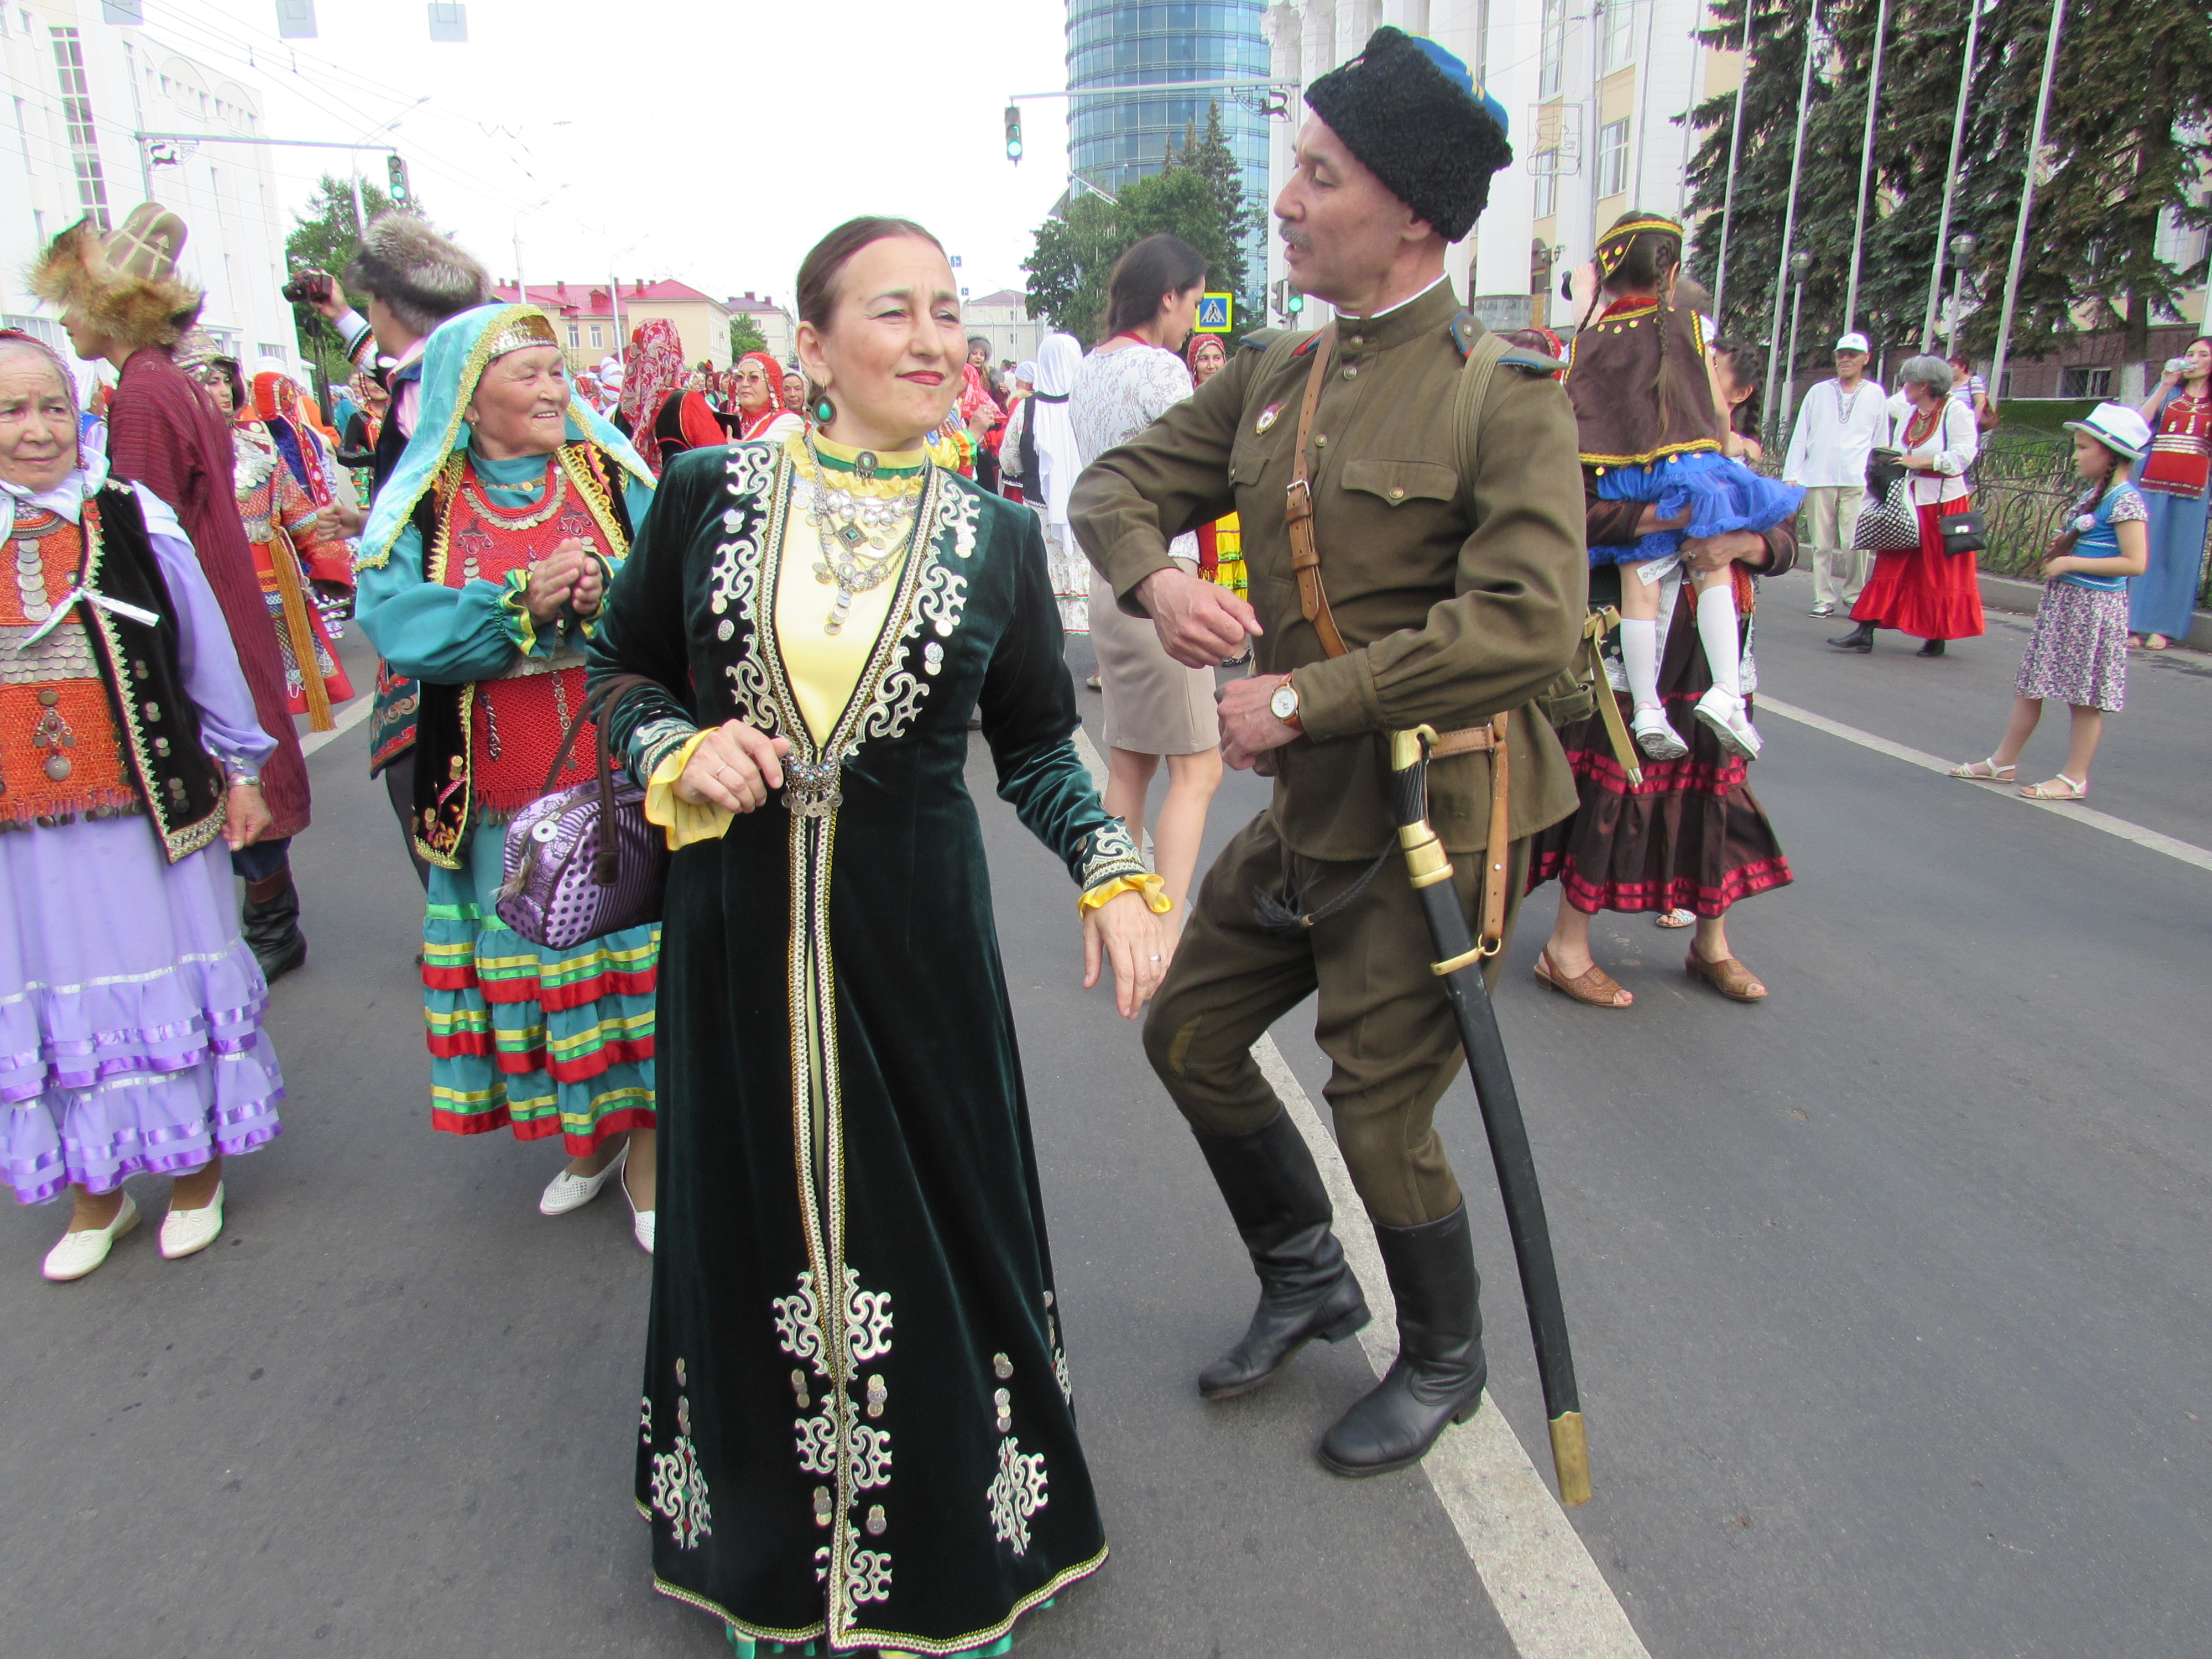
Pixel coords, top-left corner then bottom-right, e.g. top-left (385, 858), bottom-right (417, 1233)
top-left (1079, 820), bottom-right (1149, 892)
top-left (632, 714), bottom-right (699, 786)
top-left (495, 568), bottom-right (540, 656)
top-left (1077, 872), bottom-right (1173, 917)
top-left (644, 728), bottom-right (733, 850)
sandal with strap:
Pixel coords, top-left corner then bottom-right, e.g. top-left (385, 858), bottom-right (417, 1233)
top-left (1948, 758), bottom-right (2017, 782)
top-left (1534, 950), bottom-right (1633, 1009)
top-left (2018, 773), bottom-right (2088, 801)
top-left (1686, 951), bottom-right (1767, 1001)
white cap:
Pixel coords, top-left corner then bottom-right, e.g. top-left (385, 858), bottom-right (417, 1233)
top-left (1834, 332), bottom-right (1871, 354)
top-left (2063, 401), bottom-right (2153, 462)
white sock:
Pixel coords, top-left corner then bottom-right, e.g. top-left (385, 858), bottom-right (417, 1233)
top-left (1695, 585), bottom-right (1743, 700)
top-left (1620, 617), bottom-right (1661, 712)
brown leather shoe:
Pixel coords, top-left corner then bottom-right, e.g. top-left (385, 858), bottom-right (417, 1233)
top-left (1686, 951), bottom-right (1766, 1001)
top-left (1534, 950), bottom-right (1633, 1008)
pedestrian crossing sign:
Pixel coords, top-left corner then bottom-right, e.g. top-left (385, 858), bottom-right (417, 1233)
top-left (1195, 293), bottom-right (1234, 333)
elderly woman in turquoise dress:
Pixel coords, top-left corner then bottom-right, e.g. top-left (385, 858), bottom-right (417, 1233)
top-left (356, 304), bottom-right (662, 1249)
top-left (589, 217), bottom-right (1172, 1656)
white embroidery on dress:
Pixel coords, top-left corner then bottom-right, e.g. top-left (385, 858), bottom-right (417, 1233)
top-left (639, 1394), bottom-right (653, 1446)
top-left (812, 1543), bottom-right (895, 1618)
top-left (985, 1434), bottom-right (1050, 1556)
top-left (712, 445), bottom-right (779, 731)
top-left (853, 487), bottom-right (977, 746)
top-left (649, 1378), bottom-right (712, 1550)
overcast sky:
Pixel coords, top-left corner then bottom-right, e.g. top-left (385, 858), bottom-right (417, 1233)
top-left (158, 0), bottom-right (1078, 309)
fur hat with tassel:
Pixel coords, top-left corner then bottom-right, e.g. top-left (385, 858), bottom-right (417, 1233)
top-left (28, 202), bottom-right (204, 350)
top-left (343, 211), bottom-right (489, 339)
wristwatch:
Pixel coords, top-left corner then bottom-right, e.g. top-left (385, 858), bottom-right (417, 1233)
top-left (1268, 676), bottom-right (1303, 731)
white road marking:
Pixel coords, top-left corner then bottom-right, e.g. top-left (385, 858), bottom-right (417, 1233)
top-left (1253, 1037), bottom-right (1652, 1659)
top-left (1070, 728), bottom-right (1649, 1657)
top-left (298, 691), bottom-right (374, 760)
top-left (1757, 695), bottom-right (2212, 874)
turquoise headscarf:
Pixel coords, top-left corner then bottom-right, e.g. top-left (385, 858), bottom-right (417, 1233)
top-left (358, 302), bottom-right (655, 570)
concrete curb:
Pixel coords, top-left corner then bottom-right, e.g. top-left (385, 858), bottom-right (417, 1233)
top-left (1976, 571), bottom-right (2212, 651)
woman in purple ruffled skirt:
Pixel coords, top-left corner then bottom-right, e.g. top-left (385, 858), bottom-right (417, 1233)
top-left (0, 331), bottom-right (284, 1280)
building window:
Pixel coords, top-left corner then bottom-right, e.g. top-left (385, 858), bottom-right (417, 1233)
top-left (257, 342), bottom-right (286, 360)
top-left (49, 27), bottom-right (110, 230)
top-left (1532, 162), bottom-right (1558, 220)
top-left (589, 324), bottom-right (604, 348)
top-left (567, 324), bottom-right (580, 347)
top-left (1597, 119), bottom-right (1630, 199)
top-left (3, 313), bottom-right (60, 348)
top-left (2059, 365), bottom-right (2111, 398)
top-left (1599, 0), bottom-right (1636, 72)
top-left (1539, 0), bottom-right (1566, 97)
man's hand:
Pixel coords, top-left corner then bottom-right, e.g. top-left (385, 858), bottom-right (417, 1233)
top-left (306, 272), bottom-right (350, 325)
top-left (1135, 564), bottom-right (1260, 668)
top-left (1217, 673), bottom-right (1301, 771)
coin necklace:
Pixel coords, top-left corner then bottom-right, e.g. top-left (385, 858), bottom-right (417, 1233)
top-left (800, 435), bottom-right (927, 635)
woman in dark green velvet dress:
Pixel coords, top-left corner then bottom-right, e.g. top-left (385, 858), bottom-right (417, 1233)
top-left (589, 218), bottom-right (1173, 1656)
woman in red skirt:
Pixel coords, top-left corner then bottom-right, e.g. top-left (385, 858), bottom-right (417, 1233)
top-left (1828, 354), bottom-right (1984, 656)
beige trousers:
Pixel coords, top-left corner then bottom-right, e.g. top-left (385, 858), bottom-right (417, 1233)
top-left (1805, 484), bottom-right (1870, 608)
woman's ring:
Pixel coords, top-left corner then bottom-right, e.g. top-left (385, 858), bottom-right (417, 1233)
top-left (1147, 954), bottom-right (1162, 962)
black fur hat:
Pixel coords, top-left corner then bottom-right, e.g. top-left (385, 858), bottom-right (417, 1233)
top-left (1303, 27), bottom-right (1512, 243)
top-left (343, 212), bottom-right (489, 338)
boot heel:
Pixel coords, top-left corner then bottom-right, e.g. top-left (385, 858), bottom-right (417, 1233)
top-left (1319, 1305), bottom-right (1371, 1344)
top-left (1452, 1392), bottom-right (1484, 1425)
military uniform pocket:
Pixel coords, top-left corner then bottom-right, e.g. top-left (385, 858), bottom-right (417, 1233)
top-left (1340, 458), bottom-right (1459, 505)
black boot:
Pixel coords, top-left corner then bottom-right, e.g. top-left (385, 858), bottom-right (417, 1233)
top-left (1319, 1203), bottom-right (1486, 1478)
top-left (1916, 637), bottom-right (1946, 658)
top-left (1192, 1110), bottom-right (1371, 1400)
top-left (242, 866), bottom-right (307, 983)
top-left (1827, 620), bottom-right (1876, 652)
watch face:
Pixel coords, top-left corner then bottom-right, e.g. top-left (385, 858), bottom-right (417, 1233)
top-left (1271, 683), bottom-right (1298, 720)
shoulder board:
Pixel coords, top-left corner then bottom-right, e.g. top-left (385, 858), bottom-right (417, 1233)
top-left (1237, 327), bottom-right (1288, 353)
top-left (1447, 310), bottom-right (1566, 377)
top-left (1499, 348), bottom-right (1566, 377)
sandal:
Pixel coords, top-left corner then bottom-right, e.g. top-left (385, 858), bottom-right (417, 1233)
top-left (1686, 951), bottom-right (1767, 1002)
top-left (2145, 634), bottom-right (2171, 651)
top-left (1948, 757), bottom-right (2017, 782)
top-left (1533, 950), bottom-right (1632, 1008)
top-left (1653, 908), bottom-right (1695, 928)
top-left (2018, 774), bottom-right (2088, 801)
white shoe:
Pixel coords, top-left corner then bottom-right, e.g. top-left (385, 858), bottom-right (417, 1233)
top-left (1631, 706), bottom-right (1688, 760)
top-left (539, 1142), bottom-right (627, 1217)
top-left (43, 1191), bottom-right (140, 1281)
top-left (1809, 601), bottom-right (1835, 617)
top-left (622, 1162), bottom-right (654, 1255)
top-left (1693, 686), bottom-right (1764, 760)
top-left (159, 1182), bottom-right (226, 1259)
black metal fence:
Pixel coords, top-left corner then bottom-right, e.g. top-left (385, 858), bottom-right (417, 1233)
top-left (1967, 431), bottom-right (2212, 608)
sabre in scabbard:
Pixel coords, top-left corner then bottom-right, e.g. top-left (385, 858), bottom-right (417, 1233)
top-left (1387, 723), bottom-right (1591, 1507)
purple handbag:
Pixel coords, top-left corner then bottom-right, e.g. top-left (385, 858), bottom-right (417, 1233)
top-left (494, 674), bottom-right (671, 951)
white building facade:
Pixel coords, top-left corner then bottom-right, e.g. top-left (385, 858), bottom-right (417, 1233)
top-left (1264, 0), bottom-right (1728, 334)
top-left (0, 2), bottom-right (299, 396)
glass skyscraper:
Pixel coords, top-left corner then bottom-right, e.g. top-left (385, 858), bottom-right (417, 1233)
top-left (1065, 0), bottom-right (1271, 291)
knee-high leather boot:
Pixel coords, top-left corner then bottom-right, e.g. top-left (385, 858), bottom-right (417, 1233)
top-left (1319, 1202), bottom-right (1486, 1477)
top-left (242, 863), bottom-right (307, 983)
top-left (1192, 1109), bottom-right (1371, 1400)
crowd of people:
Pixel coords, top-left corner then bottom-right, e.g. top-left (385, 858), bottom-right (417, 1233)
top-left (3, 17), bottom-right (2204, 1658)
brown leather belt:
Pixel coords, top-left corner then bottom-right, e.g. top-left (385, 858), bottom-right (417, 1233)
top-left (1282, 323), bottom-right (1512, 949)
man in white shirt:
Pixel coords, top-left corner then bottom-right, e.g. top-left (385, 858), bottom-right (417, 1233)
top-left (1782, 331), bottom-right (1888, 615)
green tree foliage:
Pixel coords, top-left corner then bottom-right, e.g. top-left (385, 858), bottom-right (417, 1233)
top-left (1684, 0), bottom-right (2211, 387)
top-left (1021, 101), bottom-right (1264, 347)
top-left (284, 174), bottom-right (400, 382)
top-left (729, 314), bottom-right (768, 359)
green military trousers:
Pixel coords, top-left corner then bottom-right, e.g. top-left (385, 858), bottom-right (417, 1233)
top-left (1142, 810), bottom-right (1530, 1229)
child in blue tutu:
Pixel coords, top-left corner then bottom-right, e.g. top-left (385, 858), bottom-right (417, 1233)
top-left (1566, 213), bottom-right (1803, 760)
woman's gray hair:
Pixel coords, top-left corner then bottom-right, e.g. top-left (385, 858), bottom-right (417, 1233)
top-left (1897, 354), bottom-right (1954, 395)
top-left (0, 330), bottom-right (81, 420)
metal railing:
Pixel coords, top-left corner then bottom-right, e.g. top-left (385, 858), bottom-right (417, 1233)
top-left (1967, 431), bottom-right (2212, 608)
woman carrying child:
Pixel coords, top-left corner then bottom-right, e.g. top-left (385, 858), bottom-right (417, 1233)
top-left (1563, 213), bottom-right (1802, 763)
top-left (1949, 403), bottom-right (2154, 801)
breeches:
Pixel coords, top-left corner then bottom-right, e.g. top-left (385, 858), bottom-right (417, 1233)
top-left (1143, 811), bottom-right (1528, 1228)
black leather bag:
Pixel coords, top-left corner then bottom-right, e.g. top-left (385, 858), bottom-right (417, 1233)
top-left (1937, 509), bottom-right (1987, 555)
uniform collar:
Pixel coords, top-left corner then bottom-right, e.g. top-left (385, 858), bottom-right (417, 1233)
top-left (1334, 276), bottom-right (1459, 356)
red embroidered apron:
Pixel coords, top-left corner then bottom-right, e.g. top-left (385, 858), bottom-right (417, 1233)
top-left (0, 511), bottom-right (136, 828)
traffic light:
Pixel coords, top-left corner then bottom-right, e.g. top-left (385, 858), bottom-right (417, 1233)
top-left (1286, 285), bottom-right (1305, 317)
top-left (1004, 105), bottom-right (1023, 163)
top-left (386, 153), bottom-right (411, 205)
top-left (1272, 278), bottom-right (1305, 320)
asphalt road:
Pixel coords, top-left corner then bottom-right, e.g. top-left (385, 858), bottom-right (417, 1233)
top-left (2, 570), bottom-right (2205, 1658)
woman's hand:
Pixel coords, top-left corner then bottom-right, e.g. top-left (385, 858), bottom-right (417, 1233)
top-left (2039, 554), bottom-right (2078, 581)
top-left (1682, 529), bottom-right (1767, 573)
top-left (522, 539), bottom-right (594, 623)
top-left (1082, 888), bottom-right (1173, 1019)
top-left (223, 781), bottom-right (272, 851)
top-left (674, 719), bottom-right (791, 813)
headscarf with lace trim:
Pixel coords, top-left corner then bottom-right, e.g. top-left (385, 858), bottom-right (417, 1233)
top-left (733, 349), bottom-right (796, 441)
top-left (616, 317), bottom-right (686, 471)
top-left (358, 302), bottom-right (654, 571)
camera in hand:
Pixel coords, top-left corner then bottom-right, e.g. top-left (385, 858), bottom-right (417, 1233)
top-left (281, 269), bottom-right (332, 306)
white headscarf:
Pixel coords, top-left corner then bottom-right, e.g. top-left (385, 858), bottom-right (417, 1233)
top-left (1030, 332), bottom-right (1083, 531)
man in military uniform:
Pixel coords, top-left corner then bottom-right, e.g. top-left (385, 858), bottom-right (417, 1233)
top-left (1071, 27), bottom-right (1586, 1477)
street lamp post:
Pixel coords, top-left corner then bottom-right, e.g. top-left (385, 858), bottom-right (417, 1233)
top-left (1785, 249), bottom-right (1813, 430)
top-left (1761, 2), bottom-right (1822, 452)
top-left (1710, 0), bottom-right (1757, 322)
top-left (1841, 0), bottom-right (1892, 337)
top-left (1990, 0), bottom-right (2068, 412)
top-left (1944, 232), bottom-right (1977, 359)
top-left (1920, 0), bottom-right (1988, 350)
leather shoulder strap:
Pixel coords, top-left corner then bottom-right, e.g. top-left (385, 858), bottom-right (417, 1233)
top-left (1452, 331), bottom-right (1513, 507)
top-left (1286, 321), bottom-right (1347, 658)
